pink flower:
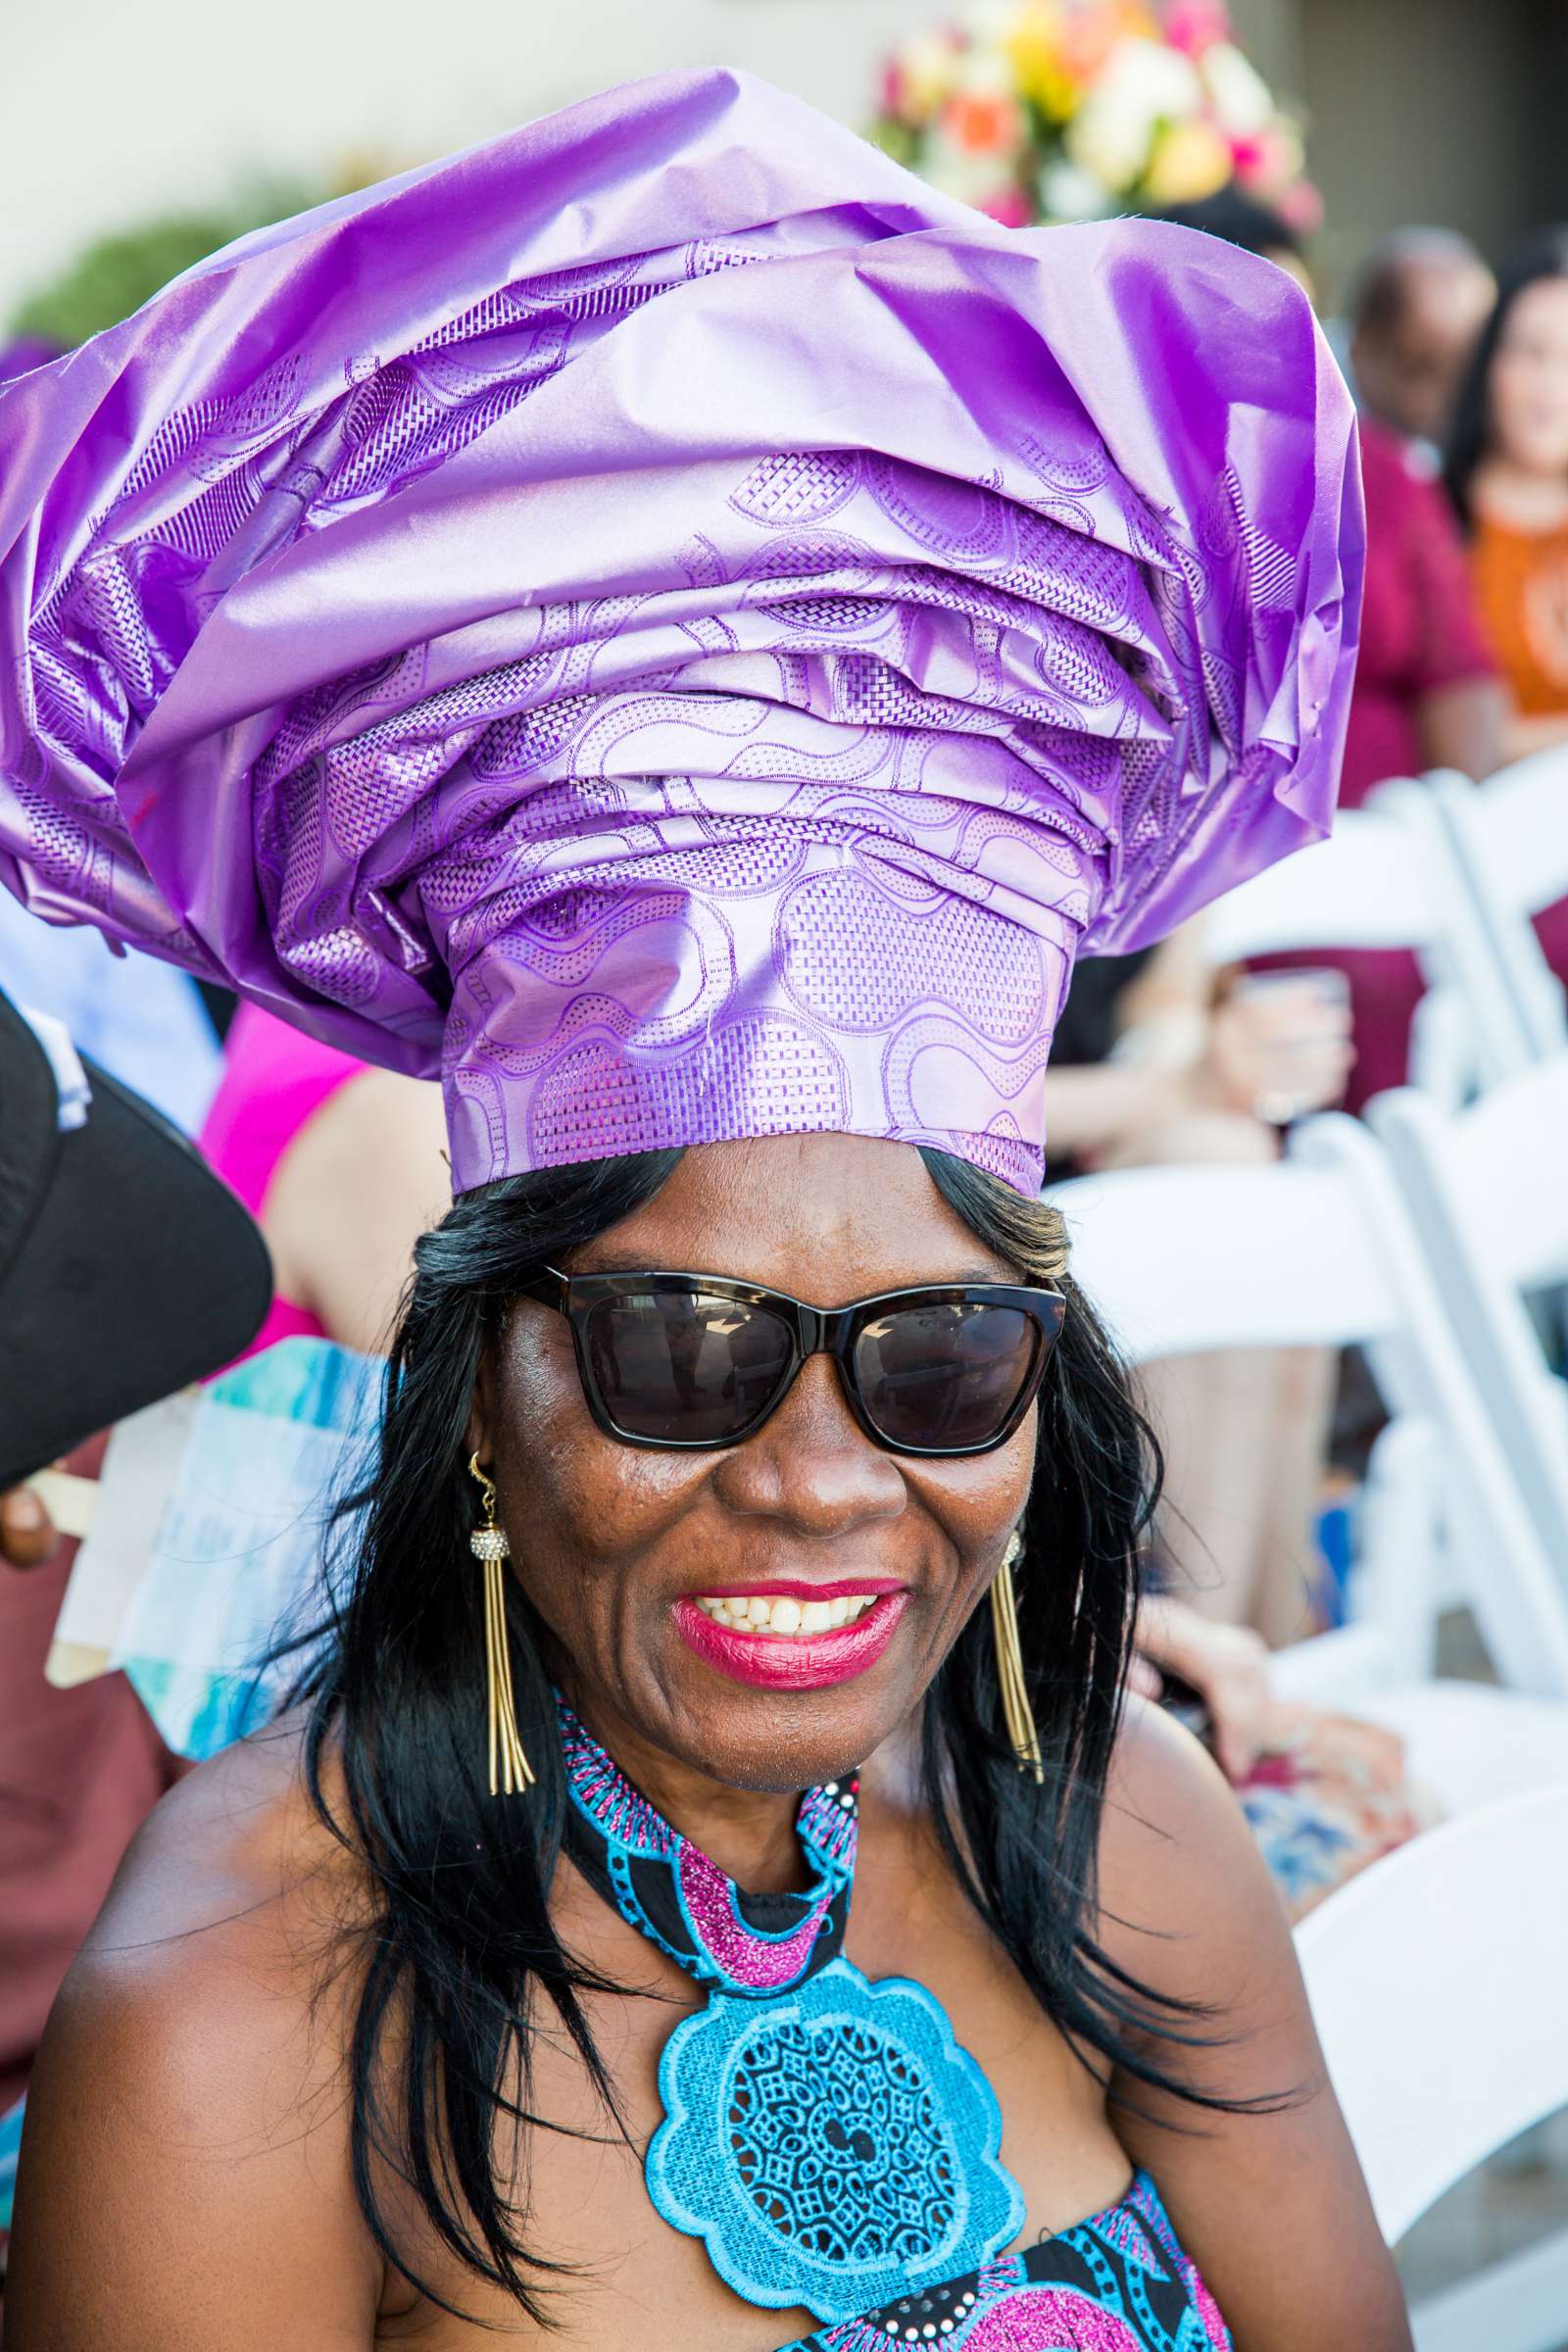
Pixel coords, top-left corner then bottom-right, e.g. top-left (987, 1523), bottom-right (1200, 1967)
top-left (1164, 0), bottom-right (1233, 55)
top-left (1229, 116), bottom-right (1305, 191)
top-left (979, 184), bottom-right (1034, 227)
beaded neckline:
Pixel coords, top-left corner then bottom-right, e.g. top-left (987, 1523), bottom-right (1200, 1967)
top-left (555, 1698), bottom-right (1025, 2325)
top-left (557, 1696), bottom-right (858, 1994)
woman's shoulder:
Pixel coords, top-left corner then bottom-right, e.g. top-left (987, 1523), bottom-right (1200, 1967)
top-left (36, 1709), bottom-right (360, 2155)
top-left (79, 1708), bottom-right (350, 1967)
top-left (1096, 1695), bottom-right (1293, 2013)
top-left (6, 1715), bottom-right (382, 2348)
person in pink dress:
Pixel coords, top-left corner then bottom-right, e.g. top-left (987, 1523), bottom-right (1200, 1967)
top-left (199, 1004), bottom-right (449, 1362)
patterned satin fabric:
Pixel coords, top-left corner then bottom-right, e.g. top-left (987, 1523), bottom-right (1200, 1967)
top-left (772, 2170), bottom-right (1230, 2351)
top-left (0, 70), bottom-right (1361, 1194)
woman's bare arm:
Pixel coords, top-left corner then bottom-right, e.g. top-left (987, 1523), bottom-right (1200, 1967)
top-left (262, 1066), bottom-right (451, 1356)
top-left (5, 1739), bottom-right (383, 2351)
top-left (1099, 1702), bottom-right (1412, 2352)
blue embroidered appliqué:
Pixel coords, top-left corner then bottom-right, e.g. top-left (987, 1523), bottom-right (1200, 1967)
top-left (647, 1954), bottom-right (1024, 2322)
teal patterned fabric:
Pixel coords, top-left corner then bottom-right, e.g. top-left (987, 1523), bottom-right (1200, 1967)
top-left (647, 1957), bottom-right (1023, 2321)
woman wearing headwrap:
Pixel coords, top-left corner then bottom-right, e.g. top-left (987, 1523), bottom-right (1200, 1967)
top-left (0, 70), bottom-right (1406, 2351)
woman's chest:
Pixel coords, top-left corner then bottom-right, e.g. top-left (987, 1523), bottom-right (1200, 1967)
top-left (381, 1861), bottom-right (1132, 2351)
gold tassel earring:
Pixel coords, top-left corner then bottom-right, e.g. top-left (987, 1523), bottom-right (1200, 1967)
top-left (991, 1530), bottom-right (1043, 1784)
top-left (468, 1453), bottom-right (534, 1797)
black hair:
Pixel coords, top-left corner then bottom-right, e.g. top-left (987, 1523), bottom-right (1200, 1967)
top-left (1445, 228), bottom-right (1568, 531)
top-left (290, 1145), bottom-right (1233, 2322)
top-left (1156, 186), bottom-right (1303, 264)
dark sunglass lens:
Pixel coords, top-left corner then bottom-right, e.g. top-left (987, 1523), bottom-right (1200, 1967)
top-left (853, 1301), bottom-right (1041, 1452)
top-left (585, 1290), bottom-right (796, 1445)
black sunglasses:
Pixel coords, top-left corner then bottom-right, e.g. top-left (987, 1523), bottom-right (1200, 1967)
top-left (519, 1268), bottom-right (1065, 1456)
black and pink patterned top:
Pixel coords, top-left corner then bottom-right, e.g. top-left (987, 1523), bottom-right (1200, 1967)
top-left (770, 2170), bottom-right (1230, 2352)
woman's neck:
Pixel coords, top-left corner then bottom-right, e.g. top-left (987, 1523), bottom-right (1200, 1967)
top-left (1472, 456), bottom-right (1568, 532)
top-left (566, 1694), bottom-right (810, 1895)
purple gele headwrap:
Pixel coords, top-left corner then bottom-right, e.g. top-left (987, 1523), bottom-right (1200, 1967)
top-left (0, 70), bottom-right (1361, 1196)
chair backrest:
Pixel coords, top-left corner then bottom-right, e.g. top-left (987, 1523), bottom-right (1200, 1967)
top-left (1049, 1112), bottom-right (1568, 1697)
top-left (1202, 783), bottom-right (1536, 1095)
top-left (1396, 1054), bottom-right (1568, 1292)
top-left (1295, 1786), bottom-right (1568, 2245)
top-left (1371, 1062), bottom-right (1568, 1559)
top-left (1455, 746), bottom-right (1568, 921)
top-left (1049, 1148), bottom-right (1412, 1361)
top-left (1201, 801), bottom-right (1451, 961)
top-left (1425, 762), bottom-right (1568, 1064)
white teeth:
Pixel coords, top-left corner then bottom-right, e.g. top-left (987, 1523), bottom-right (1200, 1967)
top-left (694, 1592), bottom-right (881, 1637)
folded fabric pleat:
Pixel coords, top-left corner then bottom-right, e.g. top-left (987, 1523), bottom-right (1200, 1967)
top-left (0, 68), bottom-right (1361, 1192)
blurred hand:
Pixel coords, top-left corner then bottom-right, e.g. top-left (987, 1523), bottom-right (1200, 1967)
top-left (1130, 1594), bottom-right (1278, 1783)
top-left (1198, 977), bottom-right (1354, 1125)
top-left (0, 1483), bottom-right (59, 1568)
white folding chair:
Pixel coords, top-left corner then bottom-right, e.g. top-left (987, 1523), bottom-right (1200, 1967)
top-left (1200, 789), bottom-right (1521, 1102)
top-left (1371, 1056), bottom-right (1568, 1579)
top-left (1046, 1114), bottom-right (1568, 1796)
top-left (1426, 754), bottom-right (1568, 1068)
top-left (1297, 1787), bottom-right (1568, 2351)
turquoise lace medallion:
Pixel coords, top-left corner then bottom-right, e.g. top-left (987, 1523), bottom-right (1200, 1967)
top-left (559, 1701), bottom-right (1024, 2322)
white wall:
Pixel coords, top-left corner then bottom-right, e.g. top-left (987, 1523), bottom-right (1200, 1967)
top-left (1, 0), bottom-right (922, 322)
top-left (1300, 0), bottom-right (1546, 285)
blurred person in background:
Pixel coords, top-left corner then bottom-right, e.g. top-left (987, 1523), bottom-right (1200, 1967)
top-left (1347, 230), bottom-right (1503, 798)
top-left (1049, 926), bottom-right (1351, 1645)
top-left (1445, 232), bottom-right (1568, 1009)
top-left (0, 1002), bottom-right (443, 2266)
top-left (1351, 227), bottom-right (1496, 462)
top-left (1134, 190), bottom-right (1362, 1634)
top-left (1447, 230), bottom-right (1568, 765)
top-left (0, 915), bottom-right (222, 2189)
top-left (199, 1004), bottom-right (449, 1362)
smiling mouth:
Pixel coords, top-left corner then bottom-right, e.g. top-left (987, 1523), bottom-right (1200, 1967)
top-left (691, 1591), bottom-right (882, 1638)
top-left (670, 1586), bottom-right (908, 1689)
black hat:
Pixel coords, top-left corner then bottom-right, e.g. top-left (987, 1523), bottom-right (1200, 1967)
top-left (0, 985), bottom-right (271, 1489)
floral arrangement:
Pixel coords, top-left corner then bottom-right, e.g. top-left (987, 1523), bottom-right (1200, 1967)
top-left (871, 0), bottom-right (1317, 233)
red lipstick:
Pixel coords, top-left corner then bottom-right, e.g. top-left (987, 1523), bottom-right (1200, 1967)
top-left (671, 1591), bottom-right (907, 1690)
